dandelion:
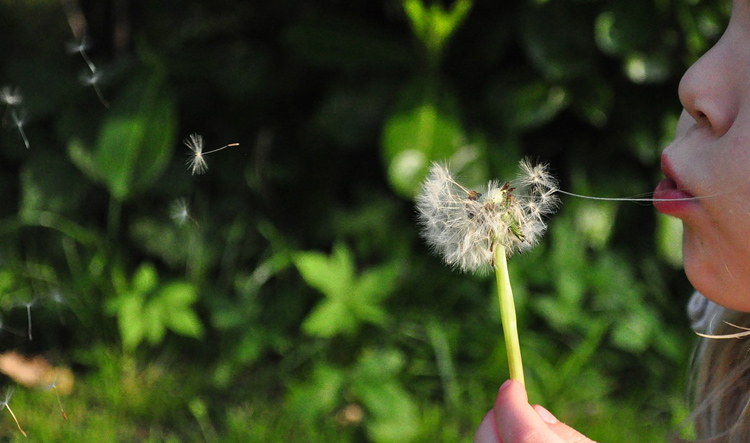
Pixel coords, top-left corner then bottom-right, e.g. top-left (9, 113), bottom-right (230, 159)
top-left (13, 298), bottom-right (38, 341)
top-left (184, 133), bottom-right (240, 176)
top-left (0, 85), bottom-right (23, 107)
top-left (0, 388), bottom-right (27, 437)
top-left (61, 0), bottom-right (109, 108)
top-left (11, 109), bottom-right (30, 149)
top-left (170, 198), bottom-right (199, 229)
top-left (416, 159), bottom-right (560, 385)
top-left (1, 85), bottom-right (29, 148)
top-left (78, 67), bottom-right (109, 108)
top-left (416, 159), bottom-right (559, 273)
top-left (42, 377), bottom-right (68, 421)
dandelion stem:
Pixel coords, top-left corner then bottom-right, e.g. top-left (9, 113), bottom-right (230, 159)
top-left (494, 243), bottom-right (524, 386)
top-left (25, 304), bottom-right (32, 341)
top-left (202, 142), bottom-right (239, 155)
top-left (5, 403), bottom-right (27, 437)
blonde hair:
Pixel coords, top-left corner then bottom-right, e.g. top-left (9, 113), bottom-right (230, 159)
top-left (685, 307), bottom-right (750, 442)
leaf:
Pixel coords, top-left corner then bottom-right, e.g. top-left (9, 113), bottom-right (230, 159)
top-left (165, 308), bottom-right (204, 339)
top-left (403, 0), bottom-right (473, 59)
top-left (490, 78), bottom-right (568, 131)
top-left (352, 350), bottom-right (418, 443)
top-left (152, 282), bottom-right (203, 340)
top-left (143, 301), bottom-right (166, 345)
top-left (610, 308), bottom-right (657, 353)
top-left (302, 299), bottom-right (356, 338)
top-left (132, 263), bottom-right (158, 295)
top-left (381, 79), bottom-right (466, 197)
top-left (157, 281), bottom-right (198, 307)
top-left (118, 294), bottom-right (146, 352)
top-left (287, 364), bottom-right (346, 423)
top-left (294, 243), bottom-right (354, 301)
top-left (355, 263), bottom-right (400, 303)
top-left (93, 68), bottom-right (177, 201)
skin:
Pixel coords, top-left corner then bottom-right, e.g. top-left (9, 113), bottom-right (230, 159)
top-left (476, 1), bottom-right (750, 441)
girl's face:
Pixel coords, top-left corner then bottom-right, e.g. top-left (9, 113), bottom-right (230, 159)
top-left (656, 0), bottom-right (750, 311)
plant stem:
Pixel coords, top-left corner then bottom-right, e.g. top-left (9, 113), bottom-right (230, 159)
top-left (494, 243), bottom-right (524, 386)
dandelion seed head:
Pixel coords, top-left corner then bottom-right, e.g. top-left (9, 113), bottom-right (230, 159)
top-left (0, 388), bottom-right (14, 407)
top-left (80, 69), bottom-right (103, 86)
top-left (184, 133), bottom-right (208, 175)
top-left (10, 109), bottom-right (26, 128)
top-left (518, 158), bottom-right (559, 192)
top-left (416, 160), bottom-right (560, 273)
top-left (1, 86), bottom-right (22, 107)
top-left (66, 38), bottom-right (89, 54)
top-left (170, 198), bottom-right (191, 226)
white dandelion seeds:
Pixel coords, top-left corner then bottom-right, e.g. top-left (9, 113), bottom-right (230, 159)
top-left (184, 133), bottom-right (240, 176)
top-left (0, 85), bottom-right (22, 107)
top-left (10, 108), bottom-right (30, 149)
top-left (416, 159), bottom-right (560, 273)
top-left (170, 198), bottom-right (191, 226)
top-left (169, 197), bottom-right (199, 229)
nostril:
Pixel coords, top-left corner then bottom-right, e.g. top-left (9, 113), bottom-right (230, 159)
top-left (694, 110), bottom-right (711, 128)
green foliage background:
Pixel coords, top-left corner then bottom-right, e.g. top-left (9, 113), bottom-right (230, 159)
top-left (0, 0), bottom-right (731, 441)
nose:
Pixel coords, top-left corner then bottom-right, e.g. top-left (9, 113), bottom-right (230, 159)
top-left (677, 34), bottom-right (739, 137)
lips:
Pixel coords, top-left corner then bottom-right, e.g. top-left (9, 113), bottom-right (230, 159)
top-left (653, 156), bottom-right (698, 216)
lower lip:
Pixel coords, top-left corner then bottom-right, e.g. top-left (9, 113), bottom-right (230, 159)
top-left (653, 178), bottom-right (698, 216)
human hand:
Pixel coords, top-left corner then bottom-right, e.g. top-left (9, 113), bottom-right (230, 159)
top-left (474, 380), bottom-right (596, 443)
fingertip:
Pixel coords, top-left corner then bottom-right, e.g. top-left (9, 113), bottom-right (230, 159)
top-left (493, 380), bottom-right (556, 442)
top-left (494, 379), bottom-right (528, 408)
top-left (474, 410), bottom-right (502, 443)
top-left (533, 404), bottom-right (558, 424)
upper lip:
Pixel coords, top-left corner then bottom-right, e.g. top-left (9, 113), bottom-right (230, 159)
top-left (660, 154), bottom-right (684, 190)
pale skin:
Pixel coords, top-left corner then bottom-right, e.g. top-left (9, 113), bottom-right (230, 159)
top-left (475, 1), bottom-right (750, 441)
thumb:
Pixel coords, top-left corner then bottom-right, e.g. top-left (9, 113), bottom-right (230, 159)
top-left (531, 404), bottom-right (596, 442)
top-left (494, 380), bottom-right (595, 443)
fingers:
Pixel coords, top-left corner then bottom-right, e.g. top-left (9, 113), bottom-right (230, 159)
top-left (493, 379), bottom-right (563, 443)
top-left (531, 405), bottom-right (594, 442)
top-left (474, 410), bottom-right (502, 443)
top-left (493, 380), bottom-right (596, 443)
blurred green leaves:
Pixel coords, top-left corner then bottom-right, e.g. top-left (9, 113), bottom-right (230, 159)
top-left (69, 68), bottom-right (177, 201)
top-left (381, 80), bottom-right (467, 197)
top-left (294, 243), bottom-right (400, 338)
top-left (289, 349), bottom-right (418, 443)
top-left (107, 263), bottom-right (204, 352)
top-left (402, 0), bottom-right (472, 65)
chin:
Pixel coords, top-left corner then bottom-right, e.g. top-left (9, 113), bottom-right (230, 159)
top-left (681, 226), bottom-right (750, 312)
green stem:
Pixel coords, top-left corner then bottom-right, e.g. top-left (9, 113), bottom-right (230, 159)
top-left (494, 243), bottom-right (524, 386)
top-left (108, 197), bottom-right (122, 238)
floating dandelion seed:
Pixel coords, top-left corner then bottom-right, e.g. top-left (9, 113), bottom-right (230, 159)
top-left (1, 85), bottom-right (29, 148)
top-left (61, 0), bottom-right (110, 108)
top-left (0, 388), bottom-right (26, 437)
top-left (184, 133), bottom-right (240, 175)
top-left (170, 198), bottom-right (200, 229)
top-left (43, 377), bottom-right (68, 421)
top-left (19, 299), bottom-right (37, 341)
top-left (416, 159), bottom-right (559, 273)
top-left (170, 198), bottom-right (191, 226)
top-left (11, 109), bottom-right (30, 149)
top-left (0, 85), bottom-right (22, 107)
